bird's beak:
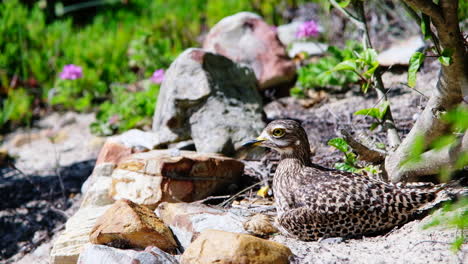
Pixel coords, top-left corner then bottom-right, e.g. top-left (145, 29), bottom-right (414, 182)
top-left (242, 136), bottom-right (267, 147)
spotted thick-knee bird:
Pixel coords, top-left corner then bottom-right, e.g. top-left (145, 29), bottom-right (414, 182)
top-left (243, 119), bottom-right (463, 241)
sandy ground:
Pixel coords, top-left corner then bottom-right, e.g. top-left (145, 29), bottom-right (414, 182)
top-left (273, 213), bottom-right (467, 264)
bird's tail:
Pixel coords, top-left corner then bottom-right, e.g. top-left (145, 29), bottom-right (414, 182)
top-left (414, 178), bottom-right (468, 212)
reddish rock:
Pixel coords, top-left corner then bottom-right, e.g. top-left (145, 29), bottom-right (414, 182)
top-left (96, 142), bottom-right (134, 165)
top-left (90, 199), bottom-right (177, 252)
top-left (110, 150), bottom-right (244, 209)
top-left (95, 129), bottom-right (160, 166)
top-left (203, 12), bottom-right (296, 90)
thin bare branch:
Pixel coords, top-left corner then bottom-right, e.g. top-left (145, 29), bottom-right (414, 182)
top-left (329, 0), bottom-right (365, 30)
top-left (341, 129), bottom-right (386, 163)
top-left (353, 2), bottom-right (402, 148)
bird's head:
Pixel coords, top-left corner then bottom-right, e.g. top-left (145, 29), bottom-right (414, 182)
top-left (243, 119), bottom-right (311, 163)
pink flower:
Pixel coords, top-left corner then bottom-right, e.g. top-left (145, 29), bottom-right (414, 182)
top-left (108, 114), bottom-right (119, 125)
top-left (150, 69), bottom-right (165, 84)
top-left (296, 20), bottom-right (319, 39)
top-left (59, 64), bottom-right (83, 80)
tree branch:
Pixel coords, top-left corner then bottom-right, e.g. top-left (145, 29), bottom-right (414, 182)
top-left (353, 2), bottom-right (402, 148)
top-left (341, 130), bottom-right (386, 163)
top-left (391, 132), bottom-right (467, 182)
top-left (386, 0), bottom-right (466, 182)
top-left (329, 0), bottom-right (365, 30)
top-left (402, 0), bottom-right (444, 25)
top-left (400, 1), bottom-right (442, 55)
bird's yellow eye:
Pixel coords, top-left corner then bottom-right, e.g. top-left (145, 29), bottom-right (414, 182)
top-left (272, 128), bottom-right (285, 137)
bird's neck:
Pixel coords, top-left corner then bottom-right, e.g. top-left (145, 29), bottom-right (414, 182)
top-left (279, 146), bottom-right (312, 167)
top-left (273, 157), bottom-right (309, 214)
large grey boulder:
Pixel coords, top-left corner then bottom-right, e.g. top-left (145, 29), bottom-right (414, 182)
top-left (152, 48), bottom-right (265, 156)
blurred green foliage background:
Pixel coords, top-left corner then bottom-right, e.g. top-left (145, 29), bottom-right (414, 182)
top-left (1, 0), bottom-right (466, 135)
top-left (0, 0), bottom-right (309, 134)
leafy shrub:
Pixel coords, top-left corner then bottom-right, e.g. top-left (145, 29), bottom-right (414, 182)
top-left (0, 88), bottom-right (33, 127)
top-left (1, 0), bottom-right (310, 133)
top-left (291, 41), bottom-right (362, 97)
top-left (327, 137), bottom-right (380, 174)
top-left (90, 83), bottom-right (159, 136)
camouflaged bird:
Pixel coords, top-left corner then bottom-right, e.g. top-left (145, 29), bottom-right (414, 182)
top-left (243, 119), bottom-right (452, 241)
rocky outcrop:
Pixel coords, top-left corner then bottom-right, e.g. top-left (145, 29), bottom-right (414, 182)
top-left (156, 202), bottom-right (247, 249)
top-left (50, 206), bottom-right (112, 264)
top-left (152, 48), bottom-right (265, 156)
top-left (110, 150), bottom-right (244, 209)
top-left (80, 163), bottom-right (115, 208)
top-left (180, 229), bottom-right (293, 264)
top-left (89, 199), bottom-right (177, 252)
top-left (78, 244), bottom-right (179, 264)
top-left (50, 151), bottom-right (121, 264)
top-left (203, 12), bottom-right (296, 90)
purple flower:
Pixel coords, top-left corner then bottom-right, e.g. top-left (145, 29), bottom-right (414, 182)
top-left (150, 69), bottom-right (165, 84)
top-left (108, 114), bottom-right (119, 125)
top-left (296, 20), bottom-right (319, 39)
top-left (59, 64), bottom-right (83, 80)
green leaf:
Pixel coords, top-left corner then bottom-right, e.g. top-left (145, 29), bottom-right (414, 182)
top-left (328, 137), bottom-right (350, 154)
top-left (337, 0), bottom-right (351, 8)
top-left (361, 49), bottom-right (378, 66)
top-left (438, 48), bottom-right (454, 66)
top-left (330, 60), bottom-right (357, 72)
top-left (438, 56), bottom-right (452, 66)
top-left (378, 101), bottom-right (390, 120)
top-left (354, 108), bottom-right (381, 119)
top-left (290, 87), bottom-right (305, 98)
top-left (376, 143), bottom-right (386, 149)
top-left (361, 81), bottom-right (371, 93)
top-left (400, 133), bottom-right (425, 166)
top-left (363, 62), bottom-right (379, 77)
top-left (345, 151), bottom-right (357, 165)
top-left (451, 236), bottom-right (464, 252)
top-left (423, 218), bottom-right (441, 230)
top-left (0, 98), bottom-right (15, 125)
top-left (430, 135), bottom-right (457, 150)
top-left (370, 122), bottom-right (380, 131)
top-left (334, 162), bottom-right (358, 173)
top-left (420, 14), bottom-right (431, 40)
top-left (442, 105), bottom-right (468, 132)
top-left (408, 52), bottom-right (426, 88)
top-left (455, 151), bottom-right (468, 170)
top-left (360, 165), bottom-right (380, 175)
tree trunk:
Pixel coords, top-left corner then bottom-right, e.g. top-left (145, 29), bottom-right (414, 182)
top-left (386, 0), bottom-right (468, 182)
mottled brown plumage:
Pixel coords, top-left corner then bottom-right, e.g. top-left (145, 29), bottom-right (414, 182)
top-left (244, 119), bottom-right (443, 241)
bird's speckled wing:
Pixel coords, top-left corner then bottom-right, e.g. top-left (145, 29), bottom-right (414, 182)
top-left (297, 167), bottom-right (435, 214)
top-left (275, 168), bottom-right (436, 240)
